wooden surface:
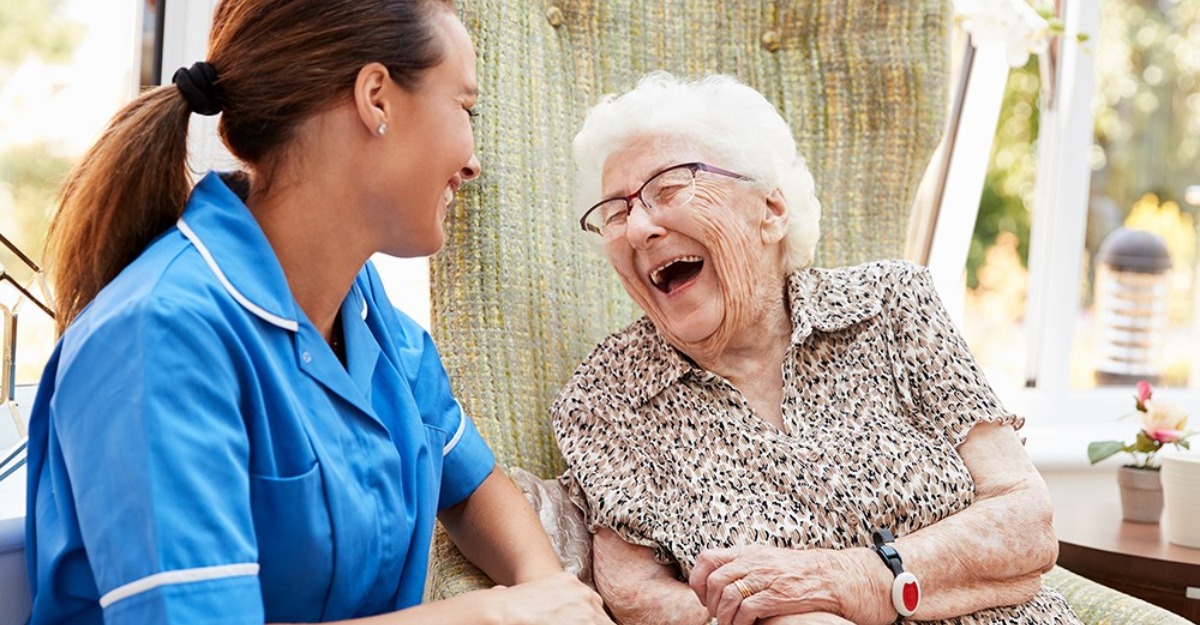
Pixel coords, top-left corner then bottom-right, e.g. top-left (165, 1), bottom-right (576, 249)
top-left (1044, 469), bottom-right (1200, 621)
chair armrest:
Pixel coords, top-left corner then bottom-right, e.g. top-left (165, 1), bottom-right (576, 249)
top-left (1044, 565), bottom-right (1192, 625)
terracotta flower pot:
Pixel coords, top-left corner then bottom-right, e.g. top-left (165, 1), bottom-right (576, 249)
top-left (1117, 466), bottom-right (1163, 524)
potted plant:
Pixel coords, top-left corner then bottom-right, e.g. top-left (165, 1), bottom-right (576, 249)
top-left (1088, 381), bottom-right (1194, 523)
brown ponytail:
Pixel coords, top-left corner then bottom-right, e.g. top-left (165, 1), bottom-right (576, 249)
top-left (46, 87), bottom-right (192, 335)
top-left (45, 0), bottom-right (454, 335)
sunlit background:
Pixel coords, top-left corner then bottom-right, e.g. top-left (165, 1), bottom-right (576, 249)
top-left (963, 0), bottom-right (1200, 393)
top-left (6, 0), bottom-right (1200, 399)
top-left (1, 0), bottom-right (140, 385)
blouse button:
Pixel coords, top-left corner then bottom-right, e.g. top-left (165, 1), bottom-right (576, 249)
top-left (301, 351), bottom-right (312, 363)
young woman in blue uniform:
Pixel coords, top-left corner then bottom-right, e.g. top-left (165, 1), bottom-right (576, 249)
top-left (25, 1), bottom-right (612, 624)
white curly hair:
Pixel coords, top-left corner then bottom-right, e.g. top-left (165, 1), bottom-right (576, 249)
top-left (572, 71), bottom-right (821, 270)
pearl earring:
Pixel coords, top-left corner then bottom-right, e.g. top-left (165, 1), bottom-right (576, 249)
top-left (376, 122), bottom-right (388, 136)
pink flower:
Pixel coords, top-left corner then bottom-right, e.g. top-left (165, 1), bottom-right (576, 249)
top-left (1142, 399), bottom-right (1188, 438)
top-left (1090, 382), bottom-right (1194, 469)
top-left (1136, 380), bottom-right (1153, 409)
top-left (1149, 429), bottom-right (1186, 444)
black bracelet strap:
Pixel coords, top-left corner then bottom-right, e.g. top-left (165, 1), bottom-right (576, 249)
top-left (870, 527), bottom-right (921, 620)
top-left (872, 528), bottom-right (904, 577)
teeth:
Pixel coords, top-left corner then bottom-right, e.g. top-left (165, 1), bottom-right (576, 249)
top-left (443, 187), bottom-right (454, 205)
top-left (650, 255), bottom-right (703, 286)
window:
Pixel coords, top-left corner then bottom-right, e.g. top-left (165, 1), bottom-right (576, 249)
top-left (0, 0), bottom-right (152, 450)
top-left (1072, 0), bottom-right (1200, 390)
top-left (1, 0), bottom-right (434, 429)
top-left (929, 1), bottom-right (1200, 467)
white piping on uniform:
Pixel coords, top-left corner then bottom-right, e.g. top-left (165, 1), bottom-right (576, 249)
top-left (443, 413), bottom-right (467, 456)
top-left (177, 219), bottom-right (299, 332)
top-left (99, 563), bottom-right (260, 608)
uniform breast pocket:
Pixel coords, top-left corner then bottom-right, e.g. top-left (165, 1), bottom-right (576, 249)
top-left (250, 461), bottom-right (334, 622)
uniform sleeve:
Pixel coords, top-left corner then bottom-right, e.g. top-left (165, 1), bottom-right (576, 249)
top-left (393, 313), bottom-right (495, 510)
top-left (48, 300), bottom-right (262, 624)
top-left (884, 263), bottom-right (1024, 448)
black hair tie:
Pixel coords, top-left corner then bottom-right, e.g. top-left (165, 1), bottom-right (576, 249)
top-left (172, 61), bottom-right (223, 116)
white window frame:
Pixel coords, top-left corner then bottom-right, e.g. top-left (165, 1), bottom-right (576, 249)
top-left (924, 1), bottom-right (1200, 469)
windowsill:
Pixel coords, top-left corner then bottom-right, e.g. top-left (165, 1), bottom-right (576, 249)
top-left (996, 385), bottom-right (1195, 473)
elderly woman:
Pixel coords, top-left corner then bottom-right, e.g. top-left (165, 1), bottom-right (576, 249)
top-left (552, 72), bottom-right (1081, 625)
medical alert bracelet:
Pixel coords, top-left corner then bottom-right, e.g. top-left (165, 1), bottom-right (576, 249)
top-left (871, 528), bottom-right (920, 619)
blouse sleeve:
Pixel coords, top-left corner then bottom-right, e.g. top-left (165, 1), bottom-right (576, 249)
top-left (552, 394), bottom-right (674, 566)
top-left (883, 263), bottom-right (1024, 448)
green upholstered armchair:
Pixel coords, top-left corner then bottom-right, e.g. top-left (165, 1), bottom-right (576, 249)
top-left (426, 1), bottom-right (1190, 623)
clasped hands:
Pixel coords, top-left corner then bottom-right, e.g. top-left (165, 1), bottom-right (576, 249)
top-left (688, 543), bottom-right (893, 625)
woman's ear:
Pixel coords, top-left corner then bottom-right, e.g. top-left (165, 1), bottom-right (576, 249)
top-left (353, 62), bottom-right (391, 137)
top-left (759, 188), bottom-right (790, 245)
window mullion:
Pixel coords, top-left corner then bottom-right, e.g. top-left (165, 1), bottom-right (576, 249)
top-left (1023, 0), bottom-right (1101, 393)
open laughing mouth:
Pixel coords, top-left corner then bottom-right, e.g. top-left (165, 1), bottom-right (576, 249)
top-left (649, 256), bottom-right (704, 294)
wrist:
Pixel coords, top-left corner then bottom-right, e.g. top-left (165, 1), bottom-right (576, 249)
top-left (472, 585), bottom-right (513, 625)
top-left (869, 529), bottom-right (921, 622)
top-left (845, 547), bottom-right (899, 625)
top-left (511, 558), bottom-right (565, 585)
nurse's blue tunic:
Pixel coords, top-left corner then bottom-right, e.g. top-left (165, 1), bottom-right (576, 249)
top-left (25, 172), bottom-right (495, 624)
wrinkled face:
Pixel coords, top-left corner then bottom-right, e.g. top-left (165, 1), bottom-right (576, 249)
top-left (377, 10), bottom-right (481, 257)
top-left (600, 136), bottom-right (787, 350)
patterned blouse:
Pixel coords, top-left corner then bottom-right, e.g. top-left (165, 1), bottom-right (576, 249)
top-left (552, 261), bottom-right (1080, 624)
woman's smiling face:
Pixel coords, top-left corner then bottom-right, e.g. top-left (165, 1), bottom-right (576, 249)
top-left (600, 135), bottom-right (789, 352)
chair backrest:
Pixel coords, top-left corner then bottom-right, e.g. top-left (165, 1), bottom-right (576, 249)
top-left (432, 0), bottom-right (950, 478)
top-left (427, 0), bottom-right (949, 598)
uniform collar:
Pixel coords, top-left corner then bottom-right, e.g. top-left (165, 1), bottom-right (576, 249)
top-left (176, 172), bottom-right (301, 332)
top-left (591, 267), bottom-right (884, 412)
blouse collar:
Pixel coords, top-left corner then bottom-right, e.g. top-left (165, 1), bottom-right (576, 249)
top-left (588, 266), bottom-right (886, 412)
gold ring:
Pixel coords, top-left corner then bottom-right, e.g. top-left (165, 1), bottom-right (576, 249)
top-left (734, 578), bottom-right (754, 600)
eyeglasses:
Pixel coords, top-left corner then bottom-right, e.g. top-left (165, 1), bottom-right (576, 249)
top-left (579, 162), bottom-right (754, 238)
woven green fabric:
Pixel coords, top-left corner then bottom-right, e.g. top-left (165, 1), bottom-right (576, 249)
top-left (427, 0), bottom-right (950, 601)
top-left (1045, 566), bottom-right (1192, 625)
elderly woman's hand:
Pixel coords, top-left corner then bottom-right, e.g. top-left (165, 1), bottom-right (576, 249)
top-left (593, 527), bottom-right (710, 625)
top-left (688, 544), bottom-right (893, 625)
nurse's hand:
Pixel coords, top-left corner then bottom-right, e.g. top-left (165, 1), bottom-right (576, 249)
top-left (489, 571), bottom-right (614, 625)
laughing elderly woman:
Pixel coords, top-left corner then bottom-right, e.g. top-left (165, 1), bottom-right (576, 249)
top-left (552, 72), bottom-right (1081, 625)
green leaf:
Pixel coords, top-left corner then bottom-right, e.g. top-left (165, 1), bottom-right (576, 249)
top-left (1133, 430), bottom-right (1162, 454)
top-left (1088, 441), bottom-right (1125, 465)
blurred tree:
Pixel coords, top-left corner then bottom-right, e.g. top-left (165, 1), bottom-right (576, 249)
top-left (0, 144), bottom-right (70, 272)
top-left (0, 0), bottom-right (80, 64)
top-left (0, 0), bottom-right (81, 280)
top-left (968, 0), bottom-right (1200, 387)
